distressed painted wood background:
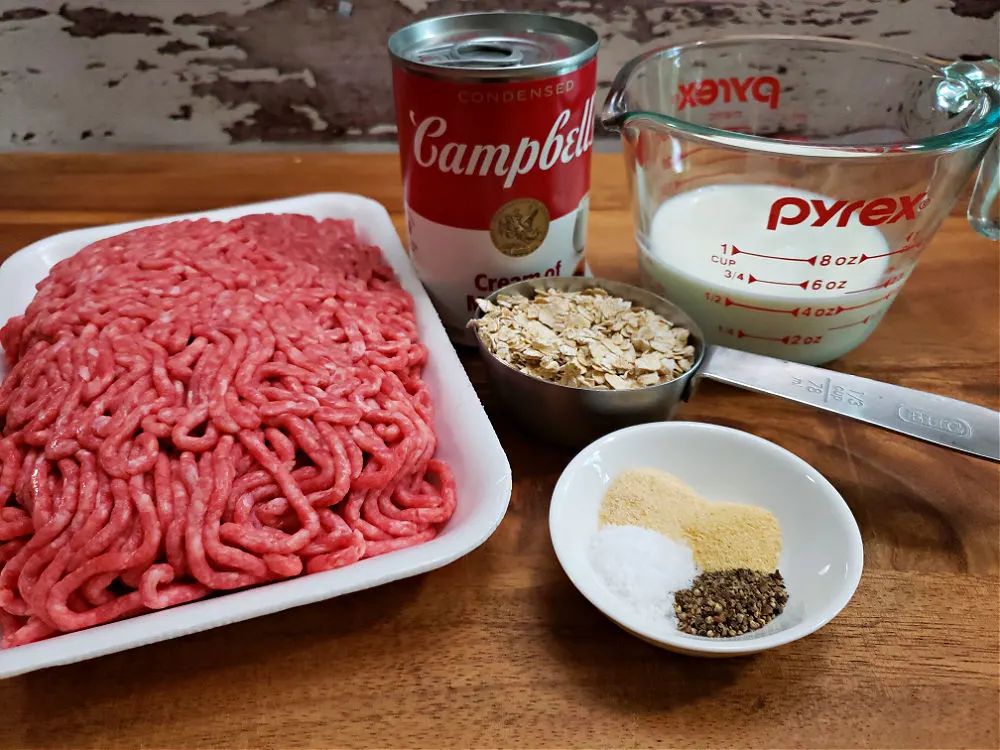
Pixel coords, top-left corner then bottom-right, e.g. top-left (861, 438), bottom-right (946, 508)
top-left (0, 0), bottom-right (997, 150)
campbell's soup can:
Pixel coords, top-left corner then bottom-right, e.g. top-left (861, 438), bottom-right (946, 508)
top-left (389, 12), bottom-right (599, 345)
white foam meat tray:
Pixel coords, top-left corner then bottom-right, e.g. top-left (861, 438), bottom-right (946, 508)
top-left (0, 193), bottom-right (512, 678)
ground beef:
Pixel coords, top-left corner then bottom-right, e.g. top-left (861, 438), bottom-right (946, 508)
top-left (0, 213), bottom-right (456, 647)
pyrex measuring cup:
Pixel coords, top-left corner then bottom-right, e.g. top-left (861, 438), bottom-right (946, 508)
top-left (602, 36), bottom-right (999, 366)
top-left (472, 277), bottom-right (1000, 461)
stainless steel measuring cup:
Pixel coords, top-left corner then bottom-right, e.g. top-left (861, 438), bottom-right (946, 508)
top-left (471, 276), bottom-right (1000, 461)
top-left (600, 36), bottom-right (999, 366)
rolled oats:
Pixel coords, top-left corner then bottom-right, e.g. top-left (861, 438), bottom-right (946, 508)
top-left (471, 287), bottom-right (696, 389)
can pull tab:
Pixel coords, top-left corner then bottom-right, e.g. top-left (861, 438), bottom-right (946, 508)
top-left (449, 39), bottom-right (524, 67)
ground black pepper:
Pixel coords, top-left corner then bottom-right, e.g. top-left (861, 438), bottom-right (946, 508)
top-left (673, 568), bottom-right (788, 637)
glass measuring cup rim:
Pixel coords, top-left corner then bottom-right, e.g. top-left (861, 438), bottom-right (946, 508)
top-left (603, 34), bottom-right (1000, 156)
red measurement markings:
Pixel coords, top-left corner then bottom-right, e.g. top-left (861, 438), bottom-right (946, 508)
top-left (845, 273), bottom-right (905, 295)
top-left (737, 330), bottom-right (786, 342)
top-left (719, 327), bottom-right (823, 345)
top-left (828, 315), bottom-right (872, 331)
top-left (748, 276), bottom-right (853, 291)
top-left (730, 246), bottom-right (818, 265)
top-left (860, 241), bottom-right (919, 263)
top-left (836, 292), bottom-right (893, 313)
top-left (747, 274), bottom-right (808, 289)
top-left (724, 297), bottom-right (800, 316)
top-left (818, 254), bottom-right (861, 267)
top-left (715, 292), bottom-right (894, 321)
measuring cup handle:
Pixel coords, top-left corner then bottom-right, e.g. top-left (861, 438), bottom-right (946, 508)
top-left (699, 346), bottom-right (1000, 462)
top-left (968, 126), bottom-right (999, 241)
top-left (947, 59), bottom-right (1000, 240)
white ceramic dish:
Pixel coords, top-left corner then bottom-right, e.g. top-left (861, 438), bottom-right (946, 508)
top-left (0, 193), bottom-right (512, 678)
top-left (549, 421), bottom-right (863, 657)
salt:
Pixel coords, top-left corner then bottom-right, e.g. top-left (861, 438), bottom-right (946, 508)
top-left (588, 524), bottom-right (699, 624)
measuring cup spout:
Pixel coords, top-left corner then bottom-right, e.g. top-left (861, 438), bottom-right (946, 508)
top-left (600, 51), bottom-right (649, 132)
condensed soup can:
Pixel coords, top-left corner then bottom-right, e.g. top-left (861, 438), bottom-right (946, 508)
top-left (389, 12), bottom-right (600, 345)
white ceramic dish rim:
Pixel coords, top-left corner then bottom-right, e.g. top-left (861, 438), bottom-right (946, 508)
top-left (549, 421), bottom-right (864, 655)
top-left (0, 192), bottom-right (513, 678)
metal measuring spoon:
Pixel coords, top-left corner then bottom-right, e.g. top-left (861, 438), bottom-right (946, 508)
top-left (471, 277), bottom-right (1000, 461)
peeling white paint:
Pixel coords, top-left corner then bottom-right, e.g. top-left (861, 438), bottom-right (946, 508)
top-left (291, 104), bottom-right (330, 131)
top-left (221, 67), bottom-right (314, 85)
top-left (394, 0), bottom-right (479, 14)
top-left (0, 0), bottom-right (995, 151)
top-left (394, 0), bottom-right (432, 13)
top-left (59, 0), bottom-right (275, 18)
top-left (0, 12), bottom-right (258, 148)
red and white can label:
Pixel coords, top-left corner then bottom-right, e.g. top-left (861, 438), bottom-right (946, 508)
top-left (393, 58), bottom-right (597, 342)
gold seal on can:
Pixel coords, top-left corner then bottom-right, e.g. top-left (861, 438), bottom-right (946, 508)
top-left (489, 198), bottom-right (550, 257)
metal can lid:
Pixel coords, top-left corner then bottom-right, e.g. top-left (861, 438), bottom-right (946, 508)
top-left (388, 12), bottom-right (598, 81)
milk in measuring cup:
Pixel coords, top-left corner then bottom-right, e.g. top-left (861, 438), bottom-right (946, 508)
top-left (639, 184), bottom-right (902, 365)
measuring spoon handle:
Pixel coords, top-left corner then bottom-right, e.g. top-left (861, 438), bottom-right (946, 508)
top-left (699, 346), bottom-right (1000, 462)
